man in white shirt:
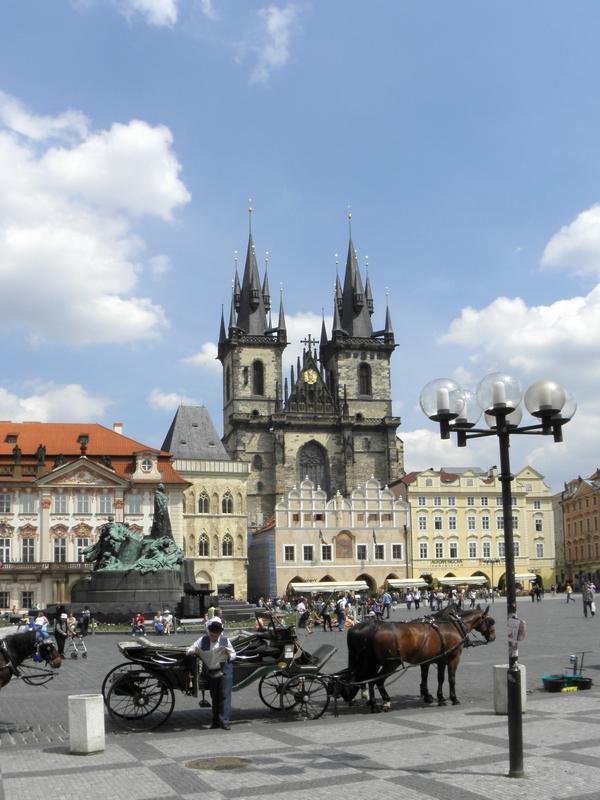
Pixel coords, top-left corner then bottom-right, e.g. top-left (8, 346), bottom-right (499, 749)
top-left (187, 617), bottom-right (236, 729)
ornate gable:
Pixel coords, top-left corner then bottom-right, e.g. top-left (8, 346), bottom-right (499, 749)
top-left (37, 457), bottom-right (129, 489)
top-left (286, 345), bottom-right (336, 413)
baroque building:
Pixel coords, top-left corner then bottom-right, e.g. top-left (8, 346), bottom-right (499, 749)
top-left (560, 469), bottom-right (600, 588)
top-left (0, 422), bottom-right (186, 611)
top-left (248, 476), bottom-right (410, 599)
top-left (218, 216), bottom-right (404, 527)
top-left (162, 406), bottom-right (250, 599)
top-left (393, 466), bottom-right (556, 588)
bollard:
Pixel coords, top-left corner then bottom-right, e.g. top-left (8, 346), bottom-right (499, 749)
top-left (493, 664), bottom-right (526, 715)
top-left (68, 694), bottom-right (105, 754)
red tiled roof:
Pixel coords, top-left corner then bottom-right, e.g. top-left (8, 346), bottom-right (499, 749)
top-left (256, 514), bottom-right (275, 533)
top-left (0, 422), bottom-right (162, 456)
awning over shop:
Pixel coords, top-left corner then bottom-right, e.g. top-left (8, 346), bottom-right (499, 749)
top-left (514, 573), bottom-right (537, 581)
top-left (289, 581), bottom-right (370, 594)
top-left (387, 579), bottom-right (430, 589)
top-left (436, 576), bottom-right (488, 586)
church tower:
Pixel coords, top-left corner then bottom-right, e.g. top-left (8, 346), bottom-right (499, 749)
top-left (218, 212), bottom-right (403, 527)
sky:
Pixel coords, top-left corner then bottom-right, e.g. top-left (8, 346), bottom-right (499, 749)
top-left (2, 1), bottom-right (600, 492)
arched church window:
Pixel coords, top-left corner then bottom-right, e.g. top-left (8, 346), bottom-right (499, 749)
top-left (222, 533), bottom-right (233, 557)
top-left (222, 491), bottom-right (233, 514)
top-left (297, 441), bottom-right (330, 494)
top-left (253, 360), bottom-right (264, 396)
top-left (198, 533), bottom-right (209, 557)
top-left (225, 366), bottom-right (231, 402)
top-left (358, 363), bottom-right (372, 396)
top-left (198, 491), bottom-right (209, 514)
top-left (253, 454), bottom-right (263, 471)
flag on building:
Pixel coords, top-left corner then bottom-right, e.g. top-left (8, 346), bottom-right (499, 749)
top-left (372, 529), bottom-right (378, 546)
top-left (319, 530), bottom-right (328, 545)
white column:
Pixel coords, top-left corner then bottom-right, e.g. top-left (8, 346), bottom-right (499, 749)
top-left (68, 694), bottom-right (105, 754)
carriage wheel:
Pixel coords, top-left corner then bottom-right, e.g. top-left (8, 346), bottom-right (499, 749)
top-left (102, 662), bottom-right (143, 703)
top-left (258, 671), bottom-right (296, 711)
top-left (280, 674), bottom-right (330, 720)
top-left (106, 669), bottom-right (174, 731)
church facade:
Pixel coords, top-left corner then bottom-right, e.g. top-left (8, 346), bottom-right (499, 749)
top-left (218, 219), bottom-right (404, 527)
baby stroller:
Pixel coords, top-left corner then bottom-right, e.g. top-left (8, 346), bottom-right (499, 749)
top-left (65, 630), bottom-right (88, 659)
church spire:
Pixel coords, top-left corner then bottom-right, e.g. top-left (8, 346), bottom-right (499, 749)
top-left (235, 205), bottom-right (268, 335)
top-left (320, 309), bottom-right (328, 347)
top-left (262, 253), bottom-right (271, 311)
top-left (233, 253), bottom-right (241, 310)
top-left (365, 256), bottom-right (374, 315)
top-left (340, 213), bottom-right (373, 337)
top-left (219, 304), bottom-right (226, 344)
top-left (384, 291), bottom-right (395, 344)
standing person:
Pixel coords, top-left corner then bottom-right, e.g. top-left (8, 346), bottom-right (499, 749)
top-left (81, 606), bottom-right (91, 637)
top-left (468, 589), bottom-right (476, 609)
top-left (54, 612), bottom-right (68, 657)
top-left (565, 583), bottom-right (573, 603)
top-left (405, 592), bottom-right (413, 611)
top-left (582, 581), bottom-right (596, 618)
top-left (296, 598), bottom-right (308, 628)
top-left (335, 595), bottom-right (346, 632)
top-left (413, 590), bottom-right (421, 610)
top-left (436, 590), bottom-right (444, 611)
top-left (382, 590), bottom-right (392, 619)
top-left (187, 617), bottom-right (236, 730)
top-left (322, 600), bottom-right (333, 631)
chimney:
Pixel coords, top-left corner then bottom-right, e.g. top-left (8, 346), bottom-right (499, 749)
top-left (113, 422), bottom-right (123, 435)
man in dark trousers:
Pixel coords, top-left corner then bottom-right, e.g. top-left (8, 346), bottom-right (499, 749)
top-left (187, 617), bottom-right (236, 729)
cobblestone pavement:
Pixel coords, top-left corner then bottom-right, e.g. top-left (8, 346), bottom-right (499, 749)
top-left (1, 595), bottom-right (600, 799)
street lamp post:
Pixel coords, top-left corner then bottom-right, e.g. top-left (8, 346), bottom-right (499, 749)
top-left (419, 373), bottom-right (576, 778)
top-left (483, 558), bottom-right (502, 599)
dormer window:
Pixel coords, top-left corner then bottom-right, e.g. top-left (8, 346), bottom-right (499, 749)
top-left (5, 435), bottom-right (17, 444)
top-left (140, 458), bottom-right (153, 474)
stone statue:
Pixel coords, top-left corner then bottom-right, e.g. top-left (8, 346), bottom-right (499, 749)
top-left (53, 454), bottom-right (66, 469)
top-left (36, 444), bottom-right (46, 465)
top-left (83, 486), bottom-right (182, 573)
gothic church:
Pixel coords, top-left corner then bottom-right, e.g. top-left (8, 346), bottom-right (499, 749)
top-left (218, 218), bottom-right (404, 526)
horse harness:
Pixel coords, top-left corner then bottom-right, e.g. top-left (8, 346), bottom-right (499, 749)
top-left (0, 636), bottom-right (58, 686)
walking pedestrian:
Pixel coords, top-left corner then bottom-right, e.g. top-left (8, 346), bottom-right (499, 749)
top-left (413, 590), bottom-right (421, 610)
top-left (81, 606), bottom-right (91, 636)
top-left (582, 581), bottom-right (596, 618)
top-left (335, 595), bottom-right (346, 631)
top-left (53, 612), bottom-right (68, 658)
top-left (322, 600), bottom-right (333, 631)
top-left (565, 583), bottom-right (573, 603)
top-left (382, 590), bottom-right (392, 619)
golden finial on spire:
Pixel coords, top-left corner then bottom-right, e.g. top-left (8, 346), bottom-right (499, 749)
top-left (248, 198), bottom-right (253, 234)
top-left (347, 205), bottom-right (352, 236)
top-left (335, 253), bottom-right (339, 273)
top-left (234, 250), bottom-right (238, 269)
top-left (265, 250), bottom-right (269, 268)
top-left (365, 255), bottom-right (369, 274)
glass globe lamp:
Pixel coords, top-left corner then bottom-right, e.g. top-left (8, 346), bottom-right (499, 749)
top-left (524, 379), bottom-right (566, 418)
top-left (453, 389), bottom-right (482, 428)
top-left (484, 406), bottom-right (523, 430)
top-left (476, 372), bottom-right (522, 416)
top-left (419, 379), bottom-right (465, 421)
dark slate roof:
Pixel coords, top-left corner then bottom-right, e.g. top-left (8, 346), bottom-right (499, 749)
top-left (161, 406), bottom-right (230, 460)
top-left (236, 233), bottom-right (268, 335)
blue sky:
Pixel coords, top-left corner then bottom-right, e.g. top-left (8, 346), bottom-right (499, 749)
top-left (2, 1), bottom-right (600, 490)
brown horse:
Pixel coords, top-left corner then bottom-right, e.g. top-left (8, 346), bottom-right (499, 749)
top-left (0, 631), bottom-right (62, 689)
top-left (347, 606), bottom-right (495, 709)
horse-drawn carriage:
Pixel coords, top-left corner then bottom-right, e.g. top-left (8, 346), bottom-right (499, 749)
top-left (101, 610), bottom-right (339, 730)
top-left (101, 605), bottom-right (497, 730)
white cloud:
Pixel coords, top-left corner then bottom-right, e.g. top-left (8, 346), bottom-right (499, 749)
top-left (149, 254), bottom-right (172, 279)
top-left (198, 0), bottom-right (218, 20)
top-left (148, 387), bottom-right (199, 411)
top-left (402, 428), bottom-right (498, 475)
top-left (237, 4), bottom-right (301, 85)
top-left (113, 0), bottom-right (178, 26)
top-left (283, 312), bottom-right (332, 376)
top-left (0, 382), bottom-right (111, 422)
top-left (0, 90), bottom-right (88, 142)
top-left (0, 90), bottom-right (190, 345)
top-left (184, 342), bottom-right (220, 371)
top-left (542, 205), bottom-right (600, 278)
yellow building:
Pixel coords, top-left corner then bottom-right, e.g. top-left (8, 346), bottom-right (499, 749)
top-left (392, 466), bottom-right (555, 589)
top-left (248, 476), bottom-right (410, 599)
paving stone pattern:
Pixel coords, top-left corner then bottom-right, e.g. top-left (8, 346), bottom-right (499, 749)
top-left (1, 596), bottom-right (600, 799)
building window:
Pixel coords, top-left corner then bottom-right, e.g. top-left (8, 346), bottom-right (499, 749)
top-left (198, 534), bottom-right (209, 557)
top-left (76, 494), bottom-right (90, 514)
top-left (418, 516), bottom-right (427, 531)
top-left (284, 545), bottom-right (295, 562)
top-left (481, 496), bottom-right (488, 506)
top-left (535, 518), bottom-right (543, 532)
top-left (22, 538), bottom-right (35, 563)
top-left (303, 545), bottom-right (313, 561)
top-left (54, 537), bottom-right (67, 563)
top-left (496, 496), bottom-right (503, 505)
top-left (98, 494), bottom-right (113, 514)
top-left (54, 494), bottom-right (68, 514)
top-left (482, 541), bottom-right (491, 558)
top-left (253, 454), bottom-right (263, 471)
top-left (392, 543), bottom-right (403, 559)
top-left (0, 494), bottom-right (11, 513)
top-left (482, 515), bottom-right (490, 530)
top-left (526, 484), bottom-right (532, 492)
top-left (374, 544), bottom-right (384, 560)
top-left (419, 542), bottom-right (428, 559)
top-left (467, 516), bottom-right (475, 530)
top-left (139, 458), bottom-right (152, 474)
top-left (126, 494), bottom-right (142, 514)
top-left (358, 363), bottom-right (372, 395)
top-left (198, 492), bottom-right (209, 514)
top-left (418, 496), bottom-right (426, 506)
top-left (536, 542), bottom-right (544, 558)
top-left (21, 591), bottom-right (33, 610)
top-left (297, 441), bottom-right (329, 494)
top-left (425, 479), bottom-right (433, 487)
top-left (512, 516), bottom-right (518, 530)
top-left (449, 542), bottom-right (458, 558)
top-left (466, 478), bottom-right (474, 486)
top-left (533, 500), bottom-right (541, 509)
top-left (448, 516), bottom-right (457, 531)
top-left (252, 360), bottom-right (265, 396)
top-left (434, 516), bottom-right (442, 531)
top-left (513, 540), bottom-right (520, 557)
top-left (0, 538), bottom-right (10, 563)
top-left (496, 516), bottom-right (504, 530)
top-left (76, 538), bottom-right (90, 563)
top-left (433, 496), bottom-right (442, 507)
top-left (222, 491), bottom-right (233, 514)
top-left (357, 544), bottom-right (367, 560)
top-left (512, 497), bottom-right (517, 506)
top-left (435, 541), bottom-right (443, 559)
top-left (447, 496), bottom-right (456, 506)
top-left (222, 534), bottom-right (233, 557)
top-left (21, 494), bottom-right (36, 513)
top-left (0, 591), bottom-right (8, 608)
top-left (468, 541), bottom-right (477, 558)
top-left (498, 541), bottom-right (505, 558)
top-left (467, 496), bottom-right (475, 506)
top-left (225, 366), bottom-right (231, 401)
top-left (321, 544), bottom-right (332, 561)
